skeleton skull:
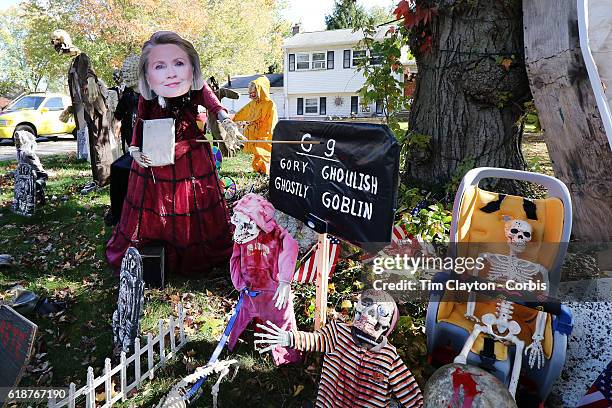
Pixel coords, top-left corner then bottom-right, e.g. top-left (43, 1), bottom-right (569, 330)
top-left (504, 218), bottom-right (533, 254)
top-left (50, 29), bottom-right (75, 54)
top-left (231, 211), bottom-right (260, 244)
top-left (353, 289), bottom-right (396, 341)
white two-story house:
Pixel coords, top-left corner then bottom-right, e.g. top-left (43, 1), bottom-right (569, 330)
top-left (282, 26), bottom-right (416, 120)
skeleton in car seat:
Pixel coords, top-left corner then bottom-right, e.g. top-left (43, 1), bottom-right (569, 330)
top-left (228, 193), bottom-right (302, 365)
top-left (458, 217), bottom-right (550, 397)
top-left (254, 290), bottom-right (424, 408)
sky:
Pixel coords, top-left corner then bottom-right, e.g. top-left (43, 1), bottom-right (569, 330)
top-left (1, 0), bottom-right (398, 31)
top-left (281, 0), bottom-right (398, 32)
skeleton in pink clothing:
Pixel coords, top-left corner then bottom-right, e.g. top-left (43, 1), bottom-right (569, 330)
top-left (228, 193), bottom-right (302, 365)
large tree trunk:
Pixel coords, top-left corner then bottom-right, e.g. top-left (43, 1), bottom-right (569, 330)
top-left (406, 0), bottom-right (531, 191)
top-left (523, 0), bottom-right (612, 241)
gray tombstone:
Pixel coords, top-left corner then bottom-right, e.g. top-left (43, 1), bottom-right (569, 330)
top-left (76, 127), bottom-right (89, 161)
top-left (112, 247), bottom-right (145, 354)
top-left (12, 162), bottom-right (36, 217)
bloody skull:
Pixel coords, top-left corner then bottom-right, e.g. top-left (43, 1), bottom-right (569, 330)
top-left (231, 211), bottom-right (260, 244)
top-left (353, 289), bottom-right (397, 341)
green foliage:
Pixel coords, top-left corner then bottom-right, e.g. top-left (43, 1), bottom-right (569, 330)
top-left (521, 100), bottom-right (542, 132)
top-left (396, 186), bottom-right (452, 243)
top-left (526, 156), bottom-right (543, 173)
top-left (324, 0), bottom-right (369, 30)
top-left (354, 22), bottom-right (410, 141)
top-left (445, 157), bottom-right (475, 197)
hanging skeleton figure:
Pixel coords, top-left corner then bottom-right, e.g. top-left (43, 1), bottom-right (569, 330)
top-left (255, 290), bottom-right (424, 408)
top-left (112, 247), bottom-right (145, 354)
top-left (456, 216), bottom-right (550, 397)
top-left (51, 29), bottom-right (113, 191)
top-left (228, 193), bottom-right (302, 365)
top-left (12, 130), bottom-right (48, 216)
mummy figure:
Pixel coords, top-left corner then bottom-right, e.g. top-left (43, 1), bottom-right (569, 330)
top-left (458, 217), bottom-right (550, 397)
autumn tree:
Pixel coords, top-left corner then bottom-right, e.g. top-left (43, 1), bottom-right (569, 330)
top-left (0, 6), bottom-right (67, 93)
top-left (14, 0), bottom-right (288, 88)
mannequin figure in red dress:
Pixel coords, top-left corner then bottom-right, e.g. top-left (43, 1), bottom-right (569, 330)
top-left (106, 31), bottom-right (245, 277)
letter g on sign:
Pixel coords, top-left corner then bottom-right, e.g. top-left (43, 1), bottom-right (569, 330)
top-left (301, 134), bottom-right (312, 152)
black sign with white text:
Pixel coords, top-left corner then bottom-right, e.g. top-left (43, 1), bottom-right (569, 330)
top-left (270, 120), bottom-right (399, 249)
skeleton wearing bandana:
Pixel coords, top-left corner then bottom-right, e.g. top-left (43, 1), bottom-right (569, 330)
top-left (255, 290), bottom-right (424, 407)
top-left (51, 29), bottom-right (113, 187)
top-left (228, 193), bottom-right (302, 365)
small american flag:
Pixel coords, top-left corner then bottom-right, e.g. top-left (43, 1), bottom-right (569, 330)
top-left (577, 361), bottom-right (612, 408)
top-left (293, 236), bottom-right (341, 284)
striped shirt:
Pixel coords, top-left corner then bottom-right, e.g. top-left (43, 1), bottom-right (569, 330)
top-left (292, 320), bottom-right (423, 408)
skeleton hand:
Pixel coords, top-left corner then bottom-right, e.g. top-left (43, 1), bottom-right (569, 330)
top-left (219, 118), bottom-right (247, 154)
top-left (128, 146), bottom-right (151, 168)
top-left (254, 320), bottom-right (293, 353)
top-left (525, 335), bottom-right (544, 369)
top-left (86, 77), bottom-right (100, 104)
top-left (59, 106), bottom-right (73, 123)
top-left (272, 281), bottom-right (290, 310)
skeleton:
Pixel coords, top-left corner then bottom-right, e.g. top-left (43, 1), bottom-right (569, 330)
top-left (51, 29), bottom-right (113, 187)
top-left (458, 217), bottom-right (550, 397)
top-left (112, 247), bottom-right (145, 354)
top-left (156, 359), bottom-right (238, 408)
top-left (253, 290), bottom-right (424, 407)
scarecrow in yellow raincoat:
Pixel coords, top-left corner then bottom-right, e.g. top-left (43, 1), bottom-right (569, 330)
top-left (233, 76), bottom-right (277, 174)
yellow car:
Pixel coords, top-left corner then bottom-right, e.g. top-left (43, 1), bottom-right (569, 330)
top-left (0, 92), bottom-right (76, 140)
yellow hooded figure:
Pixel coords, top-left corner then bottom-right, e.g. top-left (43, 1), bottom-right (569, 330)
top-left (233, 76), bottom-right (278, 174)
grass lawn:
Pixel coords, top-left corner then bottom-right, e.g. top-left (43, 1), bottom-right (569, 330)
top-left (0, 132), bottom-right (558, 407)
top-left (0, 151), bottom-right (429, 407)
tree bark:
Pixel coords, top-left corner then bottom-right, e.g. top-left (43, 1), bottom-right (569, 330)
top-left (523, 0), bottom-right (612, 241)
top-left (406, 0), bottom-right (531, 191)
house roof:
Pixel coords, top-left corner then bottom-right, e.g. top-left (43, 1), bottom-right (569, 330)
top-left (283, 26), bottom-right (392, 49)
top-left (223, 73), bottom-right (283, 90)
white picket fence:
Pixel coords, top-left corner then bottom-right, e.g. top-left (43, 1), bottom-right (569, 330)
top-left (47, 305), bottom-right (187, 408)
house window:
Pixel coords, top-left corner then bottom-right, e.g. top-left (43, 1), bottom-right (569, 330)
top-left (320, 97), bottom-right (327, 115)
top-left (375, 99), bottom-right (384, 114)
top-left (350, 96), bottom-right (358, 114)
top-left (296, 53), bottom-right (310, 70)
top-left (327, 51), bottom-right (334, 70)
top-left (288, 54), bottom-right (295, 71)
top-left (370, 51), bottom-right (384, 66)
top-left (297, 98), bottom-right (303, 115)
top-left (352, 50), bottom-right (366, 66)
top-left (305, 98), bottom-right (318, 114)
top-left (343, 50), bottom-right (351, 68)
top-left (312, 52), bottom-right (326, 69)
